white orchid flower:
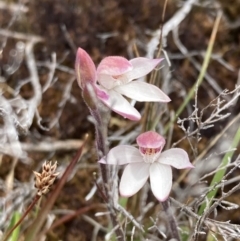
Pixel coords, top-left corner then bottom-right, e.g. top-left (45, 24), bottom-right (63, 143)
top-left (100, 131), bottom-right (194, 201)
top-left (75, 48), bottom-right (171, 120)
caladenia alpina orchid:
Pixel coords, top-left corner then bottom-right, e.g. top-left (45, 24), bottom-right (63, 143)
top-left (75, 47), bottom-right (171, 120)
top-left (100, 131), bottom-right (194, 201)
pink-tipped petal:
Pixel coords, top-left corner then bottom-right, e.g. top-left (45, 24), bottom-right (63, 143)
top-left (149, 163), bottom-right (172, 201)
top-left (95, 85), bottom-right (109, 101)
top-left (120, 163), bottom-right (150, 197)
top-left (123, 57), bottom-right (163, 81)
top-left (97, 56), bottom-right (133, 76)
top-left (99, 146), bottom-right (143, 165)
top-left (99, 157), bottom-right (107, 164)
top-left (114, 81), bottom-right (171, 102)
top-left (137, 131), bottom-right (166, 150)
top-left (157, 148), bottom-right (194, 169)
top-left (100, 90), bottom-right (141, 121)
top-left (75, 48), bottom-right (97, 89)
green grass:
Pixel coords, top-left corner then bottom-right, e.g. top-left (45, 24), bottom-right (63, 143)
top-left (198, 127), bottom-right (240, 215)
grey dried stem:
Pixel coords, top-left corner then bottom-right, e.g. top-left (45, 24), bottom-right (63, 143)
top-left (146, 0), bottom-right (197, 58)
top-left (193, 157), bottom-right (240, 239)
top-left (0, 30), bottom-right (43, 158)
top-left (175, 85), bottom-right (240, 148)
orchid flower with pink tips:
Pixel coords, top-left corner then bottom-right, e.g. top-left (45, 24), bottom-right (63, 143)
top-left (100, 131), bottom-right (194, 201)
top-left (75, 48), bottom-right (171, 120)
top-left (75, 48), bottom-right (109, 103)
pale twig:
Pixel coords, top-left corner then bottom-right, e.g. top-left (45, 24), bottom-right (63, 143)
top-left (0, 29), bottom-right (43, 42)
top-left (0, 96), bottom-right (23, 157)
top-left (130, 226), bottom-right (135, 241)
top-left (48, 76), bottom-right (75, 129)
top-left (42, 53), bottom-right (57, 93)
top-left (146, 0), bottom-right (197, 58)
top-left (24, 40), bottom-right (42, 128)
top-left (0, 1), bottom-right (28, 13)
top-left (192, 158), bottom-right (240, 238)
top-left (194, 180), bottom-right (240, 240)
top-left (148, 213), bottom-right (168, 239)
top-left (171, 198), bottom-right (240, 239)
top-left (199, 159), bottom-right (239, 181)
top-left (137, 202), bottom-right (154, 224)
top-left (174, 86), bottom-right (240, 147)
top-left (1, 139), bottom-right (83, 154)
top-left (172, 25), bottom-right (225, 96)
top-left (61, 25), bottom-right (77, 53)
top-left (36, 61), bottom-right (75, 75)
top-left (194, 158), bottom-right (239, 209)
top-left (173, 112), bottom-right (240, 191)
top-left (168, 51), bottom-right (235, 72)
top-left (200, 168), bottom-right (240, 218)
top-left (116, 204), bottom-right (144, 232)
top-left (82, 214), bottom-right (108, 233)
top-left (96, 31), bottom-right (119, 53)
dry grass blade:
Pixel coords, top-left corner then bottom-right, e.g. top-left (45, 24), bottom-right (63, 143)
top-left (164, 11), bottom-right (223, 134)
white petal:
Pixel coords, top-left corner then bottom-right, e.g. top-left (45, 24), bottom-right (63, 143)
top-left (149, 163), bottom-right (172, 201)
top-left (114, 81), bottom-right (171, 102)
top-left (98, 74), bottom-right (119, 89)
top-left (125, 57), bottom-right (163, 81)
top-left (157, 148), bottom-right (194, 169)
top-left (99, 146), bottom-right (143, 165)
top-left (120, 163), bottom-right (150, 197)
top-left (100, 89), bottom-right (141, 121)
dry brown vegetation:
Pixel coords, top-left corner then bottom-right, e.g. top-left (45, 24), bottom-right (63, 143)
top-left (0, 0), bottom-right (240, 240)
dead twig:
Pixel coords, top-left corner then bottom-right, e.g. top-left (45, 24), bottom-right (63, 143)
top-left (0, 140), bottom-right (83, 155)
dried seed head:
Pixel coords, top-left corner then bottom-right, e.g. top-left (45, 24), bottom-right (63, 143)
top-left (33, 161), bottom-right (60, 196)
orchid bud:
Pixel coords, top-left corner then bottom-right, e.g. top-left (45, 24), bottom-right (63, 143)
top-left (75, 48), bottom-right (97, 90)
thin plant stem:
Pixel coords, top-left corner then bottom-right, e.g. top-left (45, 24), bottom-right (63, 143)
top-left (161, 199), bottom-right (181, 241)
top-left (90, 108), bottom-right (125, 241)
top-left (82, 83), bottom-right (125, 240)
top-left (44, 204), bottom-right (102, 235)
top-left (2, 195), bottom-right (41, 241)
